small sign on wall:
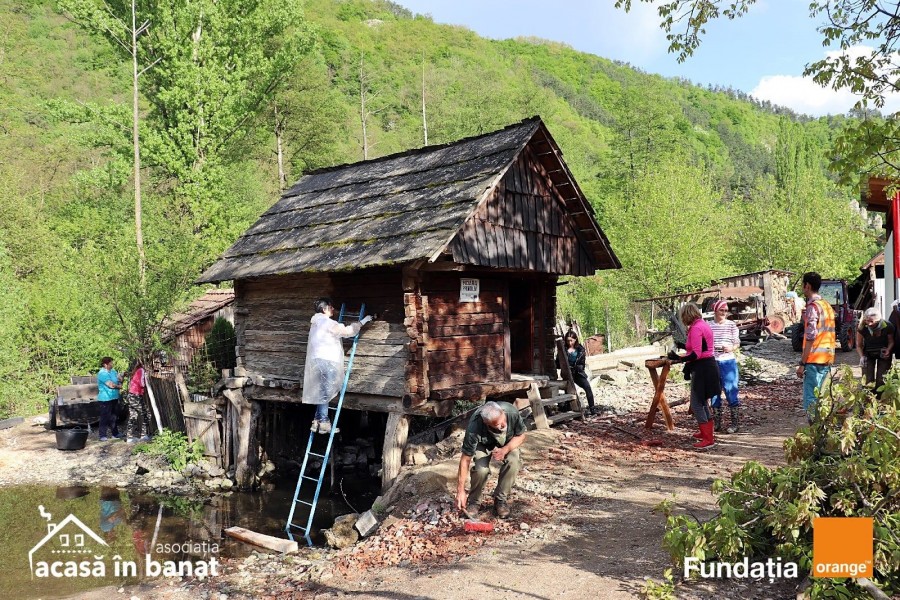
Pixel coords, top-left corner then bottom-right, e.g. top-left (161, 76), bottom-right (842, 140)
top-left (460, 278), bottom-right (480, 302)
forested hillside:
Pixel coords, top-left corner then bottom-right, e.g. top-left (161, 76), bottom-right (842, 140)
top-left (0, 0), bottom-right (880, 417)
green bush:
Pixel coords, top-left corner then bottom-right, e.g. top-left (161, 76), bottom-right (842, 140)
top-left (134, 428), bottom-right (205, 472)
top-left (658, 365), bottom-right (899, 598)
top-left (204, 316), bottom-right (236, 372)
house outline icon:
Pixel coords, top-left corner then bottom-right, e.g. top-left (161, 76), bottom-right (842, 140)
top-left (29, 514), bottom-right (109, 576)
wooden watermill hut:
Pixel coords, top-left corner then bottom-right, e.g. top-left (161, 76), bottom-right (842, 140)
top-left (197, 117), bottom-right (619, 489)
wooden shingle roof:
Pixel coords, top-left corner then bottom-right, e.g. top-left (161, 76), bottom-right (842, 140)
top-left (197, 117), bottom-right (617, 282)
top-left (162, 289), bottom-right (234, 340)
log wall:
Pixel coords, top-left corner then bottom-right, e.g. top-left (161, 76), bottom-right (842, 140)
top-left (421, 273), bottom-right (508, 391)
top-left (235, 269), bottom-right (407, 397)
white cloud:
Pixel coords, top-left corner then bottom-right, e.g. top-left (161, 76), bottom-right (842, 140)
top-left (750, 45), bottom-right (900, 116)
top-left (586, 2), bottom-right (668, 63)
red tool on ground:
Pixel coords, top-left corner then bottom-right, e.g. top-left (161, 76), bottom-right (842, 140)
top-left (461, 508), bottom-right (494, 533)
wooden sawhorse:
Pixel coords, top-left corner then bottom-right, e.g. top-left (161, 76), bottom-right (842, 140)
top-left (644, 358), bottom-right (675, 431)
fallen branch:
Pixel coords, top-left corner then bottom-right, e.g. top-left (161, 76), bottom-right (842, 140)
top-left (608, 424), bottom-right (642, 440)
top-left (857, 577), bottom-right (890, 600)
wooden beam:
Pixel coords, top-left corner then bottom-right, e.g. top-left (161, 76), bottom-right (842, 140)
top-left (527, 382), bottom-right (550, 430)
top-left (382, 412), bottom-right (409, 492)
top-left (429, 379), bottom-right (541, 401)
top-left (242, 385), bottom-right (450, 416)
top-left (225, 527), bottom-right (297, 554)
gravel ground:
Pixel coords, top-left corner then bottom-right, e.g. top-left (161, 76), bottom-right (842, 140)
top-left (11, 338), bottom-right (867, 600)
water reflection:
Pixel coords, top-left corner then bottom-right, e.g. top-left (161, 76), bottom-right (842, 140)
top-left (0, 477), bottom-right (378, 599)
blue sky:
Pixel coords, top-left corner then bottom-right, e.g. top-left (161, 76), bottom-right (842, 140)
top-left (392, 0), bottom-right (886, 116)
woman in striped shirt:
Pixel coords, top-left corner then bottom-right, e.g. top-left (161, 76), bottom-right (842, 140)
top-left (710, 300), bottom-right (741, 433)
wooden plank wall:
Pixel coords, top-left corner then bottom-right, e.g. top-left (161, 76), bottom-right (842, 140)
top-left (235, 270), bottom-right (407, 397)
top-left (422, 273), bottom-right (507, 390)
top-left (147, 375), bottom-right (186, 433)
top-left (447, 144), bottom-right (595, 275)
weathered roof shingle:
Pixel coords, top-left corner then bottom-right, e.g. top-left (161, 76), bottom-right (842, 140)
top-left (198, 117), bottom-right (617, 282)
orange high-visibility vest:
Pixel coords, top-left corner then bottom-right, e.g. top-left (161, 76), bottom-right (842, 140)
top-left (803, 298), bottom-right (836, 364)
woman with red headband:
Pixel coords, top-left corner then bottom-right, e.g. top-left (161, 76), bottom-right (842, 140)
top-left (710, 299), bottom-right (741, 433)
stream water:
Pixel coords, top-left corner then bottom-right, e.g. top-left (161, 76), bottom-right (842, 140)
top-left (0, 477), bottom-right (379, 599)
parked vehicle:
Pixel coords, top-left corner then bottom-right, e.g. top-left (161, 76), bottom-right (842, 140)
top-left (791, 278), bottom-right (857, 352)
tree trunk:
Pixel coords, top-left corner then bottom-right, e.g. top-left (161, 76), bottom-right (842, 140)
top-left (421, 53), bottom-right (428, 146)
top-left (131, 0), bottom-right (146, 290)
top-left (360, 52), bottom-right (368, 160)
top-left (274, 103), bottom-right (285, 189)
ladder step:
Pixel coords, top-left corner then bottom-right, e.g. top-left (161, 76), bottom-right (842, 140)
top-left (548, 411), bottom-right (583, 425)
top-left (295, 499), bottom-right (313, 507)
top-left (308, 452), bottom-right (325, 459)
top-left (286, 523), bottom-right (307, 531)
top-left (301, 475), bottom-right (318, 482)
top-left (541, 394), bottom-right (577, 406)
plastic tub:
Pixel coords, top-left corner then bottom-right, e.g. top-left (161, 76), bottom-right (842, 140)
top-left (55, 428), bottom-right (89, 451)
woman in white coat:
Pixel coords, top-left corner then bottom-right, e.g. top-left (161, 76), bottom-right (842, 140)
top-left (303, 298), bottom-right (373, 434)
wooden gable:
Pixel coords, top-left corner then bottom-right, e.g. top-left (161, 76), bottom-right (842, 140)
top-left (447, 143), bottom-right (596, 275)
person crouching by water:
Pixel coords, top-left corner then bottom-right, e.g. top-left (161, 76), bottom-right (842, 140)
top-left (668, 303), bottom-right (720, 449)
top-left (455, 401), bottom-right (526, 519)
top-left (562, 330), bottom-right (598, 415)
top-left (302, 298), bottom-right (373, 434)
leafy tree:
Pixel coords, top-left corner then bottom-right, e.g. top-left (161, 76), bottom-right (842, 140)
top-left (606, 160), bottom-right (732, 298)
top-left (659, 367), bottom-right (899, 598)
top-left (204, 316), bottom-right (236, 372)
top-left (731, 120), bottom-right (877, 278)
top-left (56, 0), bottom-right (314, 248)
top-left (616, 0), bottom-right (900, 182)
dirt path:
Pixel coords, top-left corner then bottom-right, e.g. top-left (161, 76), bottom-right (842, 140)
top-left (52, 340), bottom-right (864, 600)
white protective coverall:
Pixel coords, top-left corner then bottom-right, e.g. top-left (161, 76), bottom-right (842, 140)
top-left (301, 313), bottom-right (369, 405)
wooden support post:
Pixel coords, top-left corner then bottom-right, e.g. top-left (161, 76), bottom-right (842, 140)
top-left (527, 382), bottom-right (550, 430)
top-left (382, 412), bottom-right (409, 492)
top-left (224, 388), bottom-right (254, 489)
top-left (174, 370), bottom-right (191, 406)
top-left (248, 400), bottom-right (262, 478)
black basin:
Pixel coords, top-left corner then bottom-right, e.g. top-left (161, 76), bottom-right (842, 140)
top-left (55, 428), bottom-right (89, 451)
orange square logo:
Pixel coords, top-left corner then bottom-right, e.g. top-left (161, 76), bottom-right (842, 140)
top-left (812, 517), bottom-right (873, 578)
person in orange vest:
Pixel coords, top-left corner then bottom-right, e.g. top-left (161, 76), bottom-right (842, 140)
top-left (796, 272), bottom-right (836, 422)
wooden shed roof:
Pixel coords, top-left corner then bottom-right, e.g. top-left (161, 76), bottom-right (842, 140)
top-left (197, 117), bottom-right (618, 283)
top-left (162, 288), bottom-right (234, 340)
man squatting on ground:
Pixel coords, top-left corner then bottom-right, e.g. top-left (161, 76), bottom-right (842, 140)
top-left (456, 401), bottom-right (526, 519)
top-left (796, 272), bottom-right (836, 422)
top-left (710, 300), bottom-right (741, 434)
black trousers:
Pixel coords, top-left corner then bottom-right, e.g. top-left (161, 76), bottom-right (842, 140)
top-left (572, 371), bottom-right (595, 409)
top-left (98, 400), bottom-right (119, 438)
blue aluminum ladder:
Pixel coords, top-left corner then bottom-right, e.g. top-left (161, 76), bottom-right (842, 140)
top-left (285, 303), bottom-right (365, 545)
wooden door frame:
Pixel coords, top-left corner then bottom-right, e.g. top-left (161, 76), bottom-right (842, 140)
top-left (507, 278), bottom-right (535, 374)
